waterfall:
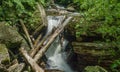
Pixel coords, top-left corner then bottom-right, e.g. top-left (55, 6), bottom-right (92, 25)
top-left (45, 16), bottom-right (73, 72)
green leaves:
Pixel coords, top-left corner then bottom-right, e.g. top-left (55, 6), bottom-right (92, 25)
top-left (0, 0), bottom-right (45, 30)
top-left (111, 59), bottom-right (120, 72)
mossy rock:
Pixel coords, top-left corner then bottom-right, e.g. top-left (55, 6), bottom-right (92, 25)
top-left (0, 22), bottom-right (30, 50)
top-left (0, 44), bottom-right (10, 65)
top-left (84, 66), bottom-right (108, 72)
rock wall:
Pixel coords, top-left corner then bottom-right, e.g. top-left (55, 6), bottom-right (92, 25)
top-left (72, 42), bottom-right (114, 71)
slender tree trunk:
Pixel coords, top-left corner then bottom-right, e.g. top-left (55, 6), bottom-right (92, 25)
top-left (20, 20), bottom-right (34, 49)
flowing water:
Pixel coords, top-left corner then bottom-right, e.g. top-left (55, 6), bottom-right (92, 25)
top-left (45, 16), bottom-right (73, 72)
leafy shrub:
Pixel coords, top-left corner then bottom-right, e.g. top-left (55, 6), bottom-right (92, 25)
top-left (0, 0), bottom-right (46, 30)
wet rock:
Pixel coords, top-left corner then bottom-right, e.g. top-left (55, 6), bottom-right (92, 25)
top-left (84, 66), bottom-right (108, 72)
top-left (0, 22), bottom-right (30, 50)
top-left (0, 44), bottom-right (10, 65)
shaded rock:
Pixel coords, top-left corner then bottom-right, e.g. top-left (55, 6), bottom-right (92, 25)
top-left (72, 42), bottom-right (113, 56)
top-left (0, 22), bottom-right (30, 50)
top-left (84, 66), bottom-right (108, 72)
top-left (8, 63), bottom-right (25, 72)
top-left (0, 64), bottom-right (8, 72)
top-left (0, 44), bottom-right (10, 65)
top-left (72, 42), bottom-right (115, 71)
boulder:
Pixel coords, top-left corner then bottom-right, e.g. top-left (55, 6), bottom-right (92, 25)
top-left (0, 44), bottom-right (10, 64)
top-left (0, 22), bottom-right (30, 50)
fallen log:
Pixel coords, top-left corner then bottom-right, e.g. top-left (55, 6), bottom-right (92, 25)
top-left (33, 34), bottom-right (42, 47)
top-left (20, 47), bottom-right (44, 72)
top-left (30, 16), bottom-right (66, 57)
top-left (20, 20), bottom-right (34, 49)
top-left (34, 17), bottom-right (72, 62)
top-left (30, 34), bottom-right (51, 57)
top-left (32, 2), bottom-right (47, 36)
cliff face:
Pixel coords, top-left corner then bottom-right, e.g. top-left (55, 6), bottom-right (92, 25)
top-left (72, 42), bottom-right (114, 71)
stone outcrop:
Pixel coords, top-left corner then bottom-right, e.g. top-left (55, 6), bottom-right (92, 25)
top-left (0, 44), bottom-right (10, 64)
top-left (0, 22), bottom-right (30, 50)
top-left (72, 42), bottom-right (114, 71)
top-left (72, 42), bottom-right (113, 56)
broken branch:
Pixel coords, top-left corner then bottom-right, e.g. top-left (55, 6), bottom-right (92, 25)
top-left (20, 20), bottom-right (34, 49)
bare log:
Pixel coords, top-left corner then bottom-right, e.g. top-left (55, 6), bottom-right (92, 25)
top-left (20, 47), bottom-right (44, 72)
top-left (34, 17), bottom-right (72, 62)
top-left (20, 20), bottom-right (34, 49)
top-left (32, 2), bottom-right (47, 37)
top-left (37, 3), bottom-right (47, 26)
top-left (34, 34), bottom-right (42, 47)
top-left (30, 35), bottom-right (51, 57)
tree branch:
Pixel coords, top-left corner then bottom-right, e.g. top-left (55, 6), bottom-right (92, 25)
top-left (20, 20), bottom-right (34, 49)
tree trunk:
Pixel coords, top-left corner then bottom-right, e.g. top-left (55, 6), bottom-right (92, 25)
top-left (20, 47), bottom-right (44, 72)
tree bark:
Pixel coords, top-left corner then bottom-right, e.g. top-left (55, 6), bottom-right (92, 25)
top-left (20, 47), bottom-right (44, 72)
top-left (20, 20), bottom-right (34, 49)
top-left (30, 34), bottom-right (51, 57)
top-left (37, 2), bottom-right (47, 26)
top-left (32, 2), bottom-right (47, 37)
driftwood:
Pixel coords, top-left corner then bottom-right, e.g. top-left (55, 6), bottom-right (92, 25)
top-left (20, 47), bottom-right (44, 72)
top-left (37, 3), bottom-right (47, 26)
top-left (32, 2), bottom-right (47, 36)
top-left (33, 34), bottom-right (42, 47)
top-left (20, 20), bottom-right (34, 49)
top-left (30, 34), bottom-right (51, 57)
top-left (34, 17), bottom-right (72, 62)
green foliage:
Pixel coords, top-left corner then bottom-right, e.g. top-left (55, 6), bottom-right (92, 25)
top-left (55, 0), bottom-right (73, 6)
top-left (111, 59), bottom-right (120, 72)
top-left (0, 0), bottom-right (46, 30)
top-left (74, 0), bottom-right (120, 39)
top-left (73, 0), bottom-right (120, 71)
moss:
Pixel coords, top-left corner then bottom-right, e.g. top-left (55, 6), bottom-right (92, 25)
top-left (1, 58), bottom-right (10, 65)
top-left (0, 44), bottom-right (7, 54)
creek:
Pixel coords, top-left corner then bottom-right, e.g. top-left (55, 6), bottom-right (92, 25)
top-left (44, 16), bottom-right (74, 72)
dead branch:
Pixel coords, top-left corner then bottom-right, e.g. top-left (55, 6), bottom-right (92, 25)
top-left (34, 34), bottom-right (42, 47)
top-left (37, 2), bottom-right (47, 26)
top-left (20, 20), bottom-right (34, 49)
top-left (32, 2), bottom-right (47, 38)
top-left (30, 35), bottom-right (50, 57)
top-left (20, 47), bottom-right (44, 72)
top-left (34, 17), bottom-right (72, 62)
